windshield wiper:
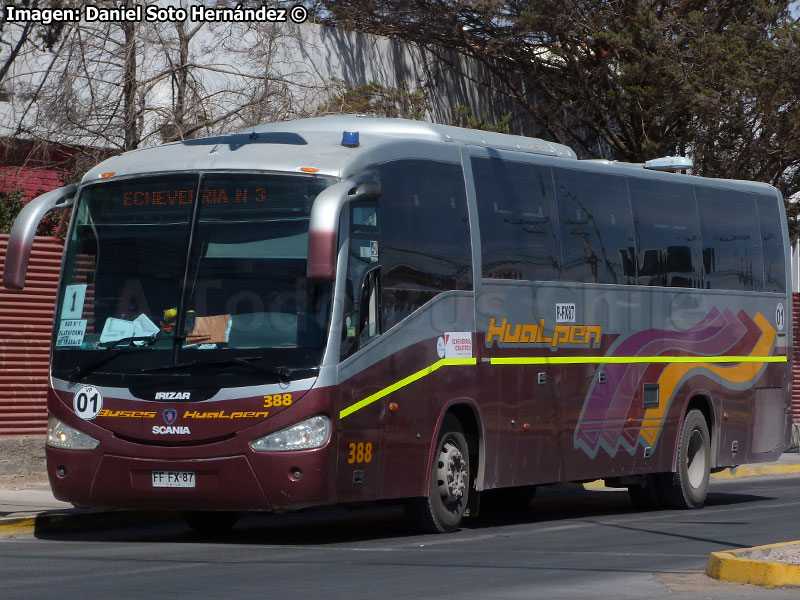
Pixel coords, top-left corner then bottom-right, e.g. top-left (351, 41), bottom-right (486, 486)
top-left (138, 357), bottom-right (315, 384)
top-left (100, 334), bottom-right (161, 349)
top-left (67, 334), bottom-right (169, 382)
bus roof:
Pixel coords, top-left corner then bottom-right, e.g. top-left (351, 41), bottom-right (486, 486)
top-left (82, 115), bottom-right (576, 182)
top-left (81, 116), bottom-right (777, 196)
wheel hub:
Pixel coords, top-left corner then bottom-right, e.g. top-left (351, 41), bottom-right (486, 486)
top-left (437, 441), bottom-right (466, 503)
top-left (686, 429), bottom-right (708, 489)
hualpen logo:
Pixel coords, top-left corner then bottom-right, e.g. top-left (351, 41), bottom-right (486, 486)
top-left (486, 317), bottom-right (602, 349)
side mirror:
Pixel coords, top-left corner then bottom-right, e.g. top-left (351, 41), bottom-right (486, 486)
top-left (2, 184), bottom-right (77, 290)
top-left (307, 178), bottom-right (379, 283)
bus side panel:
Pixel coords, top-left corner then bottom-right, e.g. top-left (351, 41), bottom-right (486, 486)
top-left (479, 281), bottom-right (790, 486)
top-left (337, 337), bottom-right (484, 502)
top-left (507, 363), bottom-right (562, 487)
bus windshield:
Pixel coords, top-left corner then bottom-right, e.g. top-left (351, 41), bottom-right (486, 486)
top-left (52, 172), bottom-right (335, 387)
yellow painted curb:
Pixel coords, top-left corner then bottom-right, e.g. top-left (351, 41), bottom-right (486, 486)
top-left (711, 464), bottom-right (800, 480)
top-left (582, 462), bottom-right (800, 490)
top-left (583, 480), bottom-right (608, 490)
top-left (0, 517), bottom-right (36, 537)
top-left (707, 541), bottom-right (800, 588)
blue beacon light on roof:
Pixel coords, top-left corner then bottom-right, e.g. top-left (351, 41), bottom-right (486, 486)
top-left (341, 131), bottom-right (359, 148)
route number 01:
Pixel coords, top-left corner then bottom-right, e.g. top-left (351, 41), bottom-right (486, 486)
top-left (73, 385), bottom-right (103, 420)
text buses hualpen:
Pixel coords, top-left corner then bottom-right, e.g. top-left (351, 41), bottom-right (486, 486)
top-left (3, 116), bottom-right (792, 532)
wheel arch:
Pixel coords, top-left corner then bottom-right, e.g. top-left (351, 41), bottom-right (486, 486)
top-left (430, 399), bottom-right (485, 493)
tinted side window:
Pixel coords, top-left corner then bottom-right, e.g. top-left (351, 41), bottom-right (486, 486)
top-left (378, 160), bottom-right (472, 330)
top-left (756, 194), bottom-right (787, 293)
top-left (553, 168), bottom-right (636, 284)
top-left (340, 201), bottom-right (380, 359)
top-left (629, 178), bottom-right (702, 288)
top-left (473, 157), bottom-right (561, 281)
top-left (696, 187), bottom-right (763, 291)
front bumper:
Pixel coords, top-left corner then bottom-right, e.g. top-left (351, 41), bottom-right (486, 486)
top-left (47, 442), bottom-right (337, 511)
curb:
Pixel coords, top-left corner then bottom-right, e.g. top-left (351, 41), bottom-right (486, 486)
top-left (707, 541), bottom-right (800, 588)
top-left (0, 509), bottom-right (180, 537)
top-left (710, 463), bottom-right (800, 480)
top-left (0, 516), bottom-right (38, 536)
top-left (582, 462), bottom-right (800, 490)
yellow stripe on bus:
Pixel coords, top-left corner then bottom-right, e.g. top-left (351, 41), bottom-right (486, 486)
top-left (339, 354), bottom-right (786, 419)
top-left (489, 355), bottom-right (787, 365)
top-left (339, 358), bottom-right (477, 419)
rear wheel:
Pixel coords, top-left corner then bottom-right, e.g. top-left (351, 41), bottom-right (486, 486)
top-left (182, 510), bottom-right (241, 533)
top-left (405, 415), bottom-right (470, 533)
top-left (658, 409), bottom-right (711, 509)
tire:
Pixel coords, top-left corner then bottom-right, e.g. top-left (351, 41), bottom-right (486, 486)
top-left (405, 415), bottom-right (470, 533)
top-left (182, 510), bottom-right (241, 533)
top-left (659, 409), bottom-right (711, 509)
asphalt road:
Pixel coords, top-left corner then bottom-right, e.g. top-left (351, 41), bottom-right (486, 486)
top-left (2, 476), bottom-right (800, 599)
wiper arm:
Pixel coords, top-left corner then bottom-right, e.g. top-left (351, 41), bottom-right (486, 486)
top-left (100, 334), bottom-right (161, 349)
top-left (68, 334), bottom-right (170, 382)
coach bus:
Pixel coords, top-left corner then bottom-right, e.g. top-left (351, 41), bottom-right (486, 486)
top-left (3, 116), bottom-right (792, 533)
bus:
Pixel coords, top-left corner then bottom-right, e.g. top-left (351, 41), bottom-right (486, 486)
top-left (3, 116), bottom-right (792, 533)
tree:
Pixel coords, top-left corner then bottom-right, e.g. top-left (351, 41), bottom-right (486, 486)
top-left (321, 1), bottom-right (800, 234)
top-left (9, 1), bottom-right (337, 149)
top-left (452, 105), bottom-right (512, 133)
top-left (0, 189), bottom-right (25, 234)
top-left (317, 78), bottom-right (431, 118)
top-left (0, 187), bottom-right (63, 236)
top-left (0, 0), bottom-right (73, 93)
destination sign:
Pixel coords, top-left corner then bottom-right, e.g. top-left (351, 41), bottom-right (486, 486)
top-left (122, 187), bottom-right (270, 208)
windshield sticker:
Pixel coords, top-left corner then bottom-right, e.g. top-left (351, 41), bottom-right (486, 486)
top-left (56, 319), bottom-right (87, 347)
top-left (74, 385), bottom-right (103, 420)
top-left (358, 241), bottom-right (379, 263)
top-left (61, 284), bottom-right (87, 320)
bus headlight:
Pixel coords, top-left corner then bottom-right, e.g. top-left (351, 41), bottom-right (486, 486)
top-left (249, 415), bottom-right (331, 452)
top-left (46, 415), bottom-right (100, 450)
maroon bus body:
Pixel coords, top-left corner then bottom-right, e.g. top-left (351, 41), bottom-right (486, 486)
top-left (46, 329), bottom-right (790, 511)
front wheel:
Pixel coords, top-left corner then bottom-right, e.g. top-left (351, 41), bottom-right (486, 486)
top-left (405, 415), bottom-right (470, 533)
top-left (658, 409), bottom-right (711, 509)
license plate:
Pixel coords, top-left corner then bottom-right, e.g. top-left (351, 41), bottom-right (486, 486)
top-left (152, 471), bottom-right (195, 488)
